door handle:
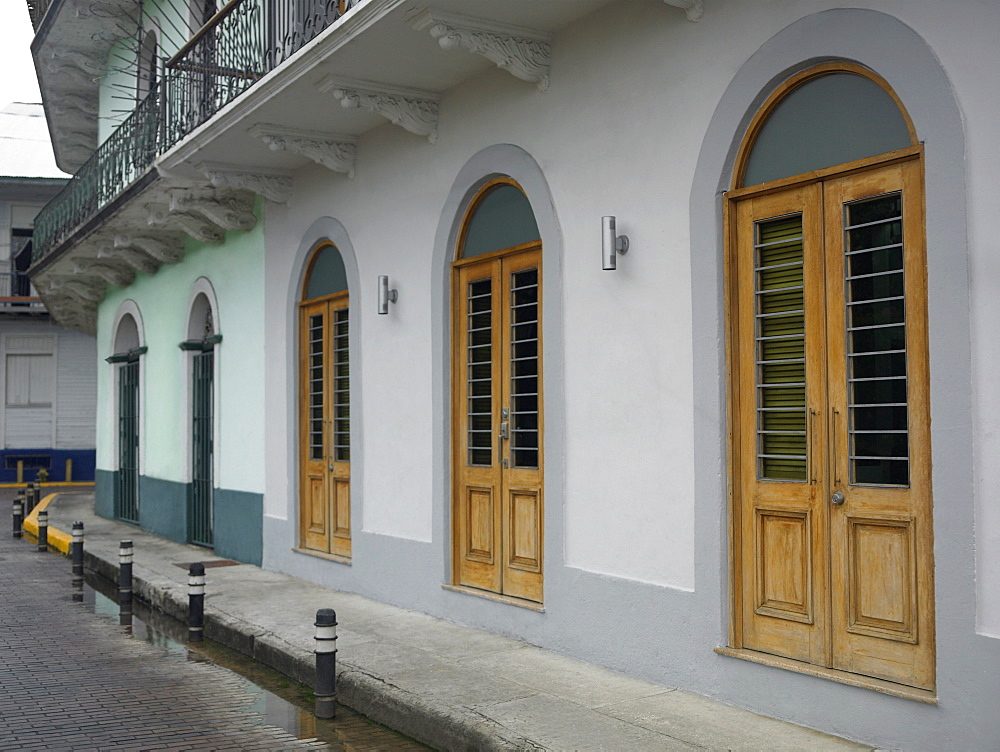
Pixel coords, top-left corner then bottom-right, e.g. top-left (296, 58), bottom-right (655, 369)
top-left (498, 421), bottom-right (509, 467)
top-left (831, 490), bottom-right (846, 506)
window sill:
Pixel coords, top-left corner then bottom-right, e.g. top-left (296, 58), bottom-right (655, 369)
top-left (292, 547), bottom-right (351, 566)
top-left (715, 647), bottom-right (937, 704)
top-left (442, 584), bottom-right (545, 612)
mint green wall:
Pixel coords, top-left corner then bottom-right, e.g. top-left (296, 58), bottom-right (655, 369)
top-left (95, 210), bottom-right (265, 495)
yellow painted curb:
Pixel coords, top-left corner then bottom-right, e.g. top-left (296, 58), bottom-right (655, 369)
top-left (0, 482), bottom-right (95, 488)
top-left (22, 493), bottom-right (72, 555)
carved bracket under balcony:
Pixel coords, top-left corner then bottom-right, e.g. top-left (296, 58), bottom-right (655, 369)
top-left (115, 233), bottom-right (186, 264)
top-left (663, 0), bottom-right (704, 22)
top-left (45, 275), bottom-right (105, 304)
top-left (317, 76), bottom-right (440, 143)
top-left (198, 162), bottom-right (294, 203)
top-left (250, 124), bottom-right (357, 178)
top-left (408, 9), bottom-right (553, 91)
top-left (97, 241), bottom-right (161, 275)
top-left (72, 258), bottom-right (136, 288)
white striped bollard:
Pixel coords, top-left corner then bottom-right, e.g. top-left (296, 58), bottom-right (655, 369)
top-left (118, 540), bottom-right (133, 605)
top-left (25, 483), bottom-right (36, 516)
top-left (37, 509), bottom-right (48, 552)
top-left (71, 521), bottom-right (84, 600)
top-left (314, 608), bottom-right (338, 719)
top-left (12, 494), bottom-right (23, 539)
top-left (188, 563), bottom-right (205, 642)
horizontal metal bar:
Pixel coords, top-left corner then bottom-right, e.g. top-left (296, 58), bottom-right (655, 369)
top-left (846, 322), bottom-right (904, 333)
top-left (844, 213), bottom-right (901, 232)
top-left (753, 234), bottom-right (803, 250)
top-left (845, 269), bottom-right (903, 282)
top-left (845, 241), bottom-right (902, 257)
top-left (755, 284), bottom-right (804, 295)
top-left (846, 294), bottom-right (905, 307)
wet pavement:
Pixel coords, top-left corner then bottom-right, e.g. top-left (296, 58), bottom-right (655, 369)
top-left (0, 527), bottom-right (426, 750)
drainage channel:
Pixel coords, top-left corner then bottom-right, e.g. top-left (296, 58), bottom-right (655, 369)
top-left (80, 570), bottom-right (430, 750)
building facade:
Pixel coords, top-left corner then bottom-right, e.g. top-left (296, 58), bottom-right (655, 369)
top-left (27, 1), bottom-right (1000, 747)
top-left (0, 101), bottom-right (94, 483)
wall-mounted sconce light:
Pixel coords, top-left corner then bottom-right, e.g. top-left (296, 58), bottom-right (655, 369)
top-left (377, 274), bottom-right (398, 315)
top-left (602, 216), bottom-right (629, 271)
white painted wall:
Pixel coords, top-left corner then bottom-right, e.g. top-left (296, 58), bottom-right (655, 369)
top-left (259, 0), bottom-right (1000, 599)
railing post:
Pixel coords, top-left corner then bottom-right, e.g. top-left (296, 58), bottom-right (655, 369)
top-left (314, 608), bottom-right (338, 719)
top-left (188, 563), bottom-right (205, 642)
top-left (118, 540), bottom-right (133, 605)
top-left (72, 522), bottom-right (85, 602)
top-left (37, 509), bottom-right (48, 552)
top-left (12, 493), bottom-right (24, 539)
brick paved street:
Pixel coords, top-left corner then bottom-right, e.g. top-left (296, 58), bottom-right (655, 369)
top-left (0, 530), bottom-right (327, 751)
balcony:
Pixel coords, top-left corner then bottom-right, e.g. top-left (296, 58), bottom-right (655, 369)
top-left (0, 272), bottom-right (45, 313)
top-left (29, 0), bottom-right (658, 331)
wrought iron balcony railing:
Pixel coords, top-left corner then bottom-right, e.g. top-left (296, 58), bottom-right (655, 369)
top-left (32, 89), bottom-right (160, 262)
top-left (32, 0), bottom-right (361, 264)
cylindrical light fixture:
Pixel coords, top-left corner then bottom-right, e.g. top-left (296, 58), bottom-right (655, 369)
top-left (602, 216), bottom-right (629, 270)
top-left (378, 274), bottom-right (398, 315)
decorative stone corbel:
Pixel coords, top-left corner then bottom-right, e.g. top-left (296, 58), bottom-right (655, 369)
top-left (72, 259), bottom-right (136, 287)
top-left (47, 275), bottom-right (105, 304)
top-left (249, 124), bottom-right (357, 178)
top-left (115, 233), bottom-right (185, 264)
top-left (198, 162), bottom-right (294, 203)
top-left (408, 9), bottom-right (553, 91)
top-left (147, 202), bottom-right (225, 245)
top-left (663, 0), bottom-right (703, 22)
top-left (316, 76), bottom-right (440, 143)
top-left (97, 241), bottom-right (161, 275)
top-left (168, 189), bottom-right (257, 233)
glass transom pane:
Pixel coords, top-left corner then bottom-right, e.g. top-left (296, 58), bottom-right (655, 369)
top-left (461, 184), bottom-right (540, 258)
top-left (305, 245), bottom-right (348, 300)
top-left (743, 73), bottom-right (911, 186)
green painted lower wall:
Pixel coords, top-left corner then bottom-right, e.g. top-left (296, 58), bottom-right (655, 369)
top-left (95, 469), bottom-right (114, 518)
top-left (213, 488), bottom-right (263, 566)
top-left (139, 476), bottom-right (187, 542)
top-left (92, 471), bottom-right (262, 566)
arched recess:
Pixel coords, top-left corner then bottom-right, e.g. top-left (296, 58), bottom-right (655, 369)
top-left (137, 28), bottom-right (158, 101)
top-left (108, 301), bottom-right (146, 525)
top-left (181, 279), bottom-right (221, 548)
top-left (286, 221), bottom-right (360, 562)
top-left (431, 144), bottom-right (563, 606)
top-left (689, 9), bottom-right (969, 703)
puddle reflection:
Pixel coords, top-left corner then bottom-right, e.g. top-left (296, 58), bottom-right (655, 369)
top-left (78, 573), bottom-right (429, 750)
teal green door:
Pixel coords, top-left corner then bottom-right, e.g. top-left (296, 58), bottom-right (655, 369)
top-left (116, 361), bottom-right (140, 523)
top-left (189, 349), bottom-right (214, 547)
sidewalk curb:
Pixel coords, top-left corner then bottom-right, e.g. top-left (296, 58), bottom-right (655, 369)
top-left (81, 548), bottom-right (539, 751)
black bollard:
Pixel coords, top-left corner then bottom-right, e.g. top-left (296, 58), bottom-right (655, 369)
top-left (314, 608), bottom-right (338, 719)
top-left (188, 563), bottom-right (205, 642)
top-left (71, 521), bottom-right (84, 592)
top-left (25, 483), bottom-right (35, 516)
top-left (37, 509), bottom-right (48, 552)
top-left (12, 495), bottom-right (23, 539)
top-left (118, 540), bottom-right (133, 606)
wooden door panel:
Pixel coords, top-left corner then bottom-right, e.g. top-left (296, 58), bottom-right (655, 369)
top-left (754, 508), bottom-right (812, 623)
top-left (735, 187), bottom-right (828, 666)
top-left (825, 162), bottom-right (934, 689)
top-left (506, 489), bottom-right (541, 572)
top-left (303, 472), bottom-right (329, 551)
top-left (845, 515), bottom-right (916, 642)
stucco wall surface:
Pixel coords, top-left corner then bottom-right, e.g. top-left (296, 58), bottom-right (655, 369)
top-left (95, 218), bottom-right (265, 495)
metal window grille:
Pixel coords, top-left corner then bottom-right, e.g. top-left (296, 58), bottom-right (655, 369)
top-left (467, 278), bottom-right (493, 466)
top-left (116, 361), bottom-right (140, 523)
top-left (190, 349), bottom-right (214, 546)
top-left (509, 268), bottom-right (539, 469)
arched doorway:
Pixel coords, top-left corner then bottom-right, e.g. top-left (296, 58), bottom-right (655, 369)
top-left (181, 288), bottom-right (220, 547)
top-left (451, 177), bottom-right (543, 603)
top-left (108, 310), bottom-right (145, 524)
top-left (725, 63), bottom-right (934, 689)
top-left (299, 243), bottom-right (351, 559)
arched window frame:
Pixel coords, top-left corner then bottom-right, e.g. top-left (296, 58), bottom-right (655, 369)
top-left (722, 61), bottom-right (936, 695)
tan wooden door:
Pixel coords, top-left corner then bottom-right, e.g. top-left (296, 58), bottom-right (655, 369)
top-left (733, 159), bottom-right (934, 689)
top-left (299, 294), bottom-right (351, 559)
top-left (453, 246), bottom-right (543, 602)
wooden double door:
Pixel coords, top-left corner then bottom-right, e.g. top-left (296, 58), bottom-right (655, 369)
top-left (299, 293), bottom-right (351, 558)
top-left (453, 246), bottom-right (543, 602)
top-left (730, 159), bottom-right (934, 690)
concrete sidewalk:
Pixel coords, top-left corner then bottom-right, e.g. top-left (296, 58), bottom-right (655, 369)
top-left (38, 492), bottom-right (869, 751)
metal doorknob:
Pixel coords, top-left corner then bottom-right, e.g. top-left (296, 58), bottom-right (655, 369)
top-left (831, 490), bottom-right (846, 506)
